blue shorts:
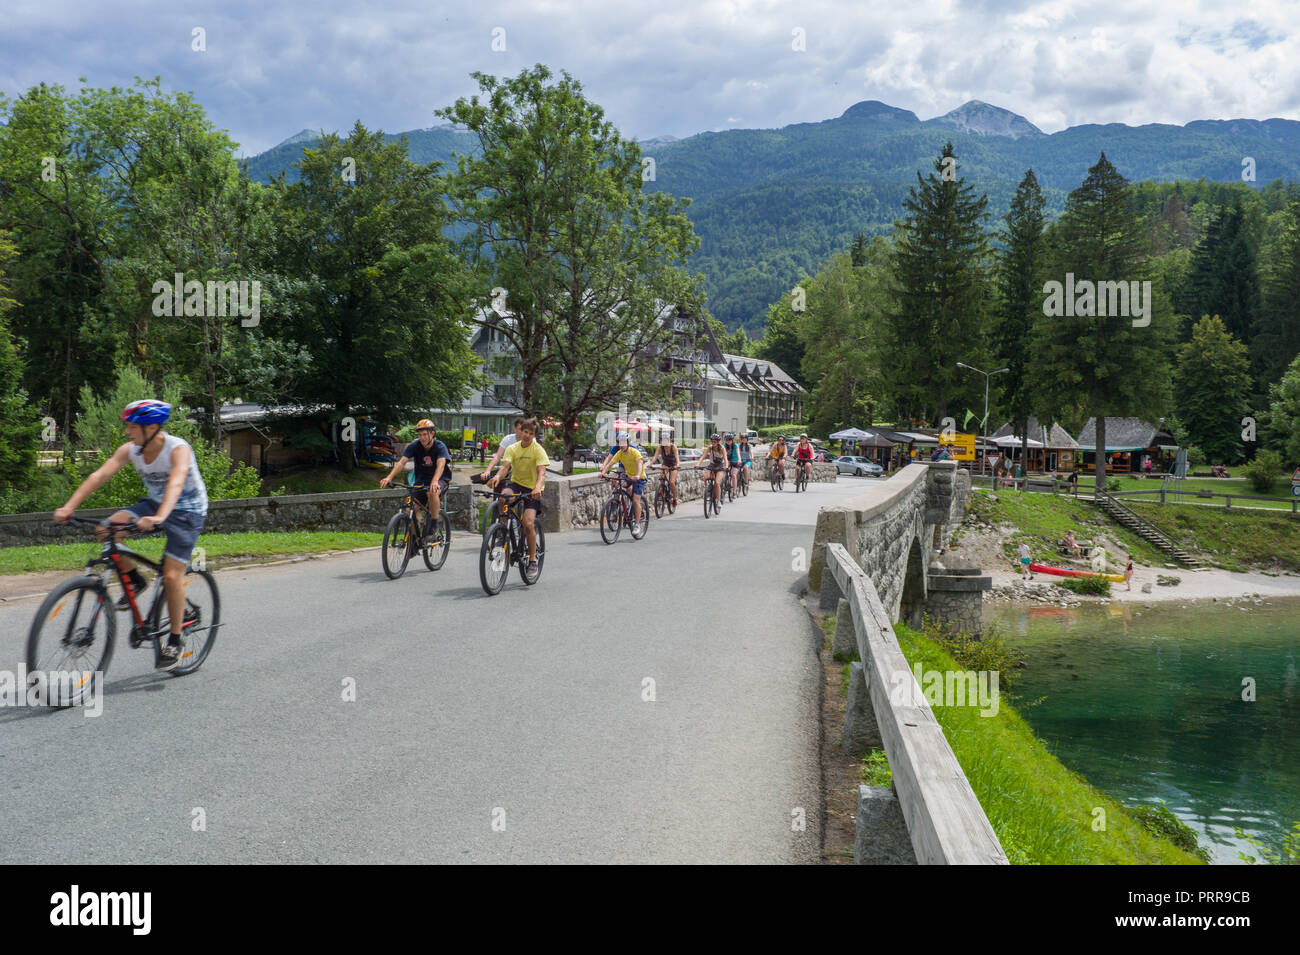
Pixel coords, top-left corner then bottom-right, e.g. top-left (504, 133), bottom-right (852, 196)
top-left (125, 499), bottom-right (206, 566)
top-left (629, 478), bottom-right (647, 495)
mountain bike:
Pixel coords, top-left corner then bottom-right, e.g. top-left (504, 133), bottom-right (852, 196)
top-left (381, 484), bottom-right (450, 579)
top-left (738, 461), bottom-right (750, 496)
top-left (599, 474), bottom-right (649, 543)
top-left (26, 516), bottom-right (220, 706)
top-left (652, 466), bottom-right (676, 518)
top-left (475, 487), bottom-right (545, 595)
top-left (770, 459), bottom-right (785, 491)
top-left (795, 459), bottom-right (810, 493)
top-left (702, 465), bottom-right (722, 518)
top-left (722, 463), bottom-right (737, 503)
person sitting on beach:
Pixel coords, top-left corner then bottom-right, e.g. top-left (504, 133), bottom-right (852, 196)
top-left (1064, 530), bottom-right (1081, 557)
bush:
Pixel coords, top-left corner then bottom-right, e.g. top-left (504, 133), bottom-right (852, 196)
top-left (1056, 575), bottom-right (1111, 596)
top-left (1127, 804), bottom-right (1211, 862)
top-left (1106, 477), bottom-right (1122, 491)
top-left (67, 365), bottom-right (264, 508)
top-left (1185, 444), bottom-right (1206, 468)
top-left (918, 615), bottom-right (1026, 690)
top-left (1242, 450), bottom-right (1284, 494)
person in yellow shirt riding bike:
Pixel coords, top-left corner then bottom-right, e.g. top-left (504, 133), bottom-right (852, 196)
top-left (767, 436), bottom-right (788, 483)
top-left (486, 416), bottom-right (549, 574)
top-left (599, 431), bottom-right (646, 526)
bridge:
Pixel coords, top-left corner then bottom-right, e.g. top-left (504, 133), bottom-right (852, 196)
top-left (0, 463), bottom-right (993, 864)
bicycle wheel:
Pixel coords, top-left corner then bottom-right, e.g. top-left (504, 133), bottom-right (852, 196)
top-left (630, 499), bottom-right (649, 539)
top-left (382, 512), bottom-right (412, 579)
top-left (520, 522), bottom-right (545, 585)
top-left (654, 485), bottom-right (665, 519)
top-left (479, 523), bottom-right (510, 595)
top-left (26, 577), bottom-right (116, 707)
top-left (422, 511), bottom-right (451, 571)
top-left (600, 497), bottom-right (623, 544)
top-left (726, 473), bottom-right (734, 503)
top-left (771, 468), bottom-right (779, 491)
top-left (741, 468), bottom-right (749, 496)
top-left (704, 481), bottom-right (713, 519)
top-left (149, 566), bottom-right (221, 675)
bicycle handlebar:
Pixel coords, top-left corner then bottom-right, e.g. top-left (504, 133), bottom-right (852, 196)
top-left (61, 515), bottom-right (142, 534)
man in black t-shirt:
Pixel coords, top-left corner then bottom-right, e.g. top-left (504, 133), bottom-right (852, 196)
top-left (380, 419), bottom-right (451, 537)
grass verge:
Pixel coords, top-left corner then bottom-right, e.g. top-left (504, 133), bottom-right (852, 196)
top-left (0, 530), bottom-right (381, 575)
top-left (891, 621), bottom-right (1204, 864)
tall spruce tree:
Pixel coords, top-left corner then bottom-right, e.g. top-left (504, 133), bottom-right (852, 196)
top-left (1252, 197), bottom-right (1300, 389)
top-left (1036, 153), bottom-right (1172, 489)
top-left (994, 169), bottom-right (1047, 468)
top-left (1179, 202), bottom-right (1260, 346)
top-left (884, 142), bottom-right (991, 424)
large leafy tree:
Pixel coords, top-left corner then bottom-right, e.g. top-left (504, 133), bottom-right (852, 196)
top-left (1262, 353), bottom-right (1300, 464)
top-left (1174, 316), bottom-right (1252, 464)
top-left (753, 291), bottom-right (808, 387)
top-left (273, 122), bottom-right (477, 467)
top-left (0, 230), bottom-right (42, 494)
top-left (993, 169), bottom-right (1047, 464)
top-left (1036, 153), bottom-right (1173, 488)
top-left (799, 243), bottom-right (888, 435)
top-left (883, 142), bottom-right (991, 424)
top-left (0, 82), bottom-right (125, 433)
top-left (440, 67), bottom-right (702, 472)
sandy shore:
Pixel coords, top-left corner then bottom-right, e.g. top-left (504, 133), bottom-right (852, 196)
top-left (985, 562), bottom-right (1300, 603)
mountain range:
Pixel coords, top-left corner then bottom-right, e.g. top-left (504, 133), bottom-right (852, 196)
top-left (238, 100), bottom-right (1300, 333)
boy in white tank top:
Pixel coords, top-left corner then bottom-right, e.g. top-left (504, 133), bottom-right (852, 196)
top-left (55, 400), bottom-right (209, 670)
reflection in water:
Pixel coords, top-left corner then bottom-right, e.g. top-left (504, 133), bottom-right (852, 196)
top-left (987, 599), bottom-right (1300, 864)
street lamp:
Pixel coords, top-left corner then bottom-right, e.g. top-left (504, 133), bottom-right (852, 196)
top-left (956, 362), bottom-right (1010, 475)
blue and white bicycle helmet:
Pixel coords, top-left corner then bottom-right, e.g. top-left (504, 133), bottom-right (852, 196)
top-left (121, 399), bottom-right (171, 425)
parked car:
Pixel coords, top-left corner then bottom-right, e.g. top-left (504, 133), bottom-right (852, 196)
top-left (573, 447), bottom-right (607, 464)
top-left (836, 455), bottom-right (883, 477)
top-left (813, 450), bottom-right (835, 463)
top-left (677, 447), bottom-right (703, 463)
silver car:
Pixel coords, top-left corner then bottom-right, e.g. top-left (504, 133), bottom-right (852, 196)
top-left (835, 455), bottom-right (883, 477)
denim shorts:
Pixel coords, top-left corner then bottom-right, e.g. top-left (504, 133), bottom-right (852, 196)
top-left (126, 499), bottom-right (206, 566)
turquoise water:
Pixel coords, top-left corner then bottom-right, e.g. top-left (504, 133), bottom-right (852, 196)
top-left (986, 599), bottom-right (1300, 864)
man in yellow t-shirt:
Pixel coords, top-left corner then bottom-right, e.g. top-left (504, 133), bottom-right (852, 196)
top-left (599, 431), bottom-right (646, 527)
top-left (487, 416), bottom-right (549, 570)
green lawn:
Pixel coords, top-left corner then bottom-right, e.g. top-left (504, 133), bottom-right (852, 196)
top-left (0, 530), bottom-right (381, 575)
top-left (1129, 502), bottom-right (1300, 572)
top-left (965, 489), bottom-right (1167, 567)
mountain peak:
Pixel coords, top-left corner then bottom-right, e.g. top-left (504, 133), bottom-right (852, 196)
top-left (839, 100), bottom-right (919, 124)
top-left (931, 100), bottom-right (1044, 139)
top-left (271, 128), bottom-right (319, 149)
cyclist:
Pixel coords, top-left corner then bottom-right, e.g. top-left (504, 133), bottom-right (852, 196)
top-left (737, 432), bottom-right (753, 490)
top-left (379, 419), bottom-right (450, 538)
top-left (700, 433), bottom-right (727, 504)
top-left (722, 433), bottom-right (743, 494)
top-left (598, 431), bottom-right (646, 526)
top-left (53, 400), bottom-right (207, 671)
top-left (479, 417), bottom-right (524, 483)
top-left (486, 416), bottom-right (548, 574)
top-left (794, 433), bottom-right (815, 484)
top-left (767, 435), bottom-right (788, 484)
top-left (647, 433), bottom-right (679, 506)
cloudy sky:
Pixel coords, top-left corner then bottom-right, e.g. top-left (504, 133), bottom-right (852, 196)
top-left (2, 0), bottom-right (1296, 156)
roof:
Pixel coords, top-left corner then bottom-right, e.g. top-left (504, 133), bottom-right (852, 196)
top-left (1077, 417), bottom-right (1174, 451)
top-left (992, 417), bottom-right (1080, 449)
top-left (719, 352), bottom-right (806, 394)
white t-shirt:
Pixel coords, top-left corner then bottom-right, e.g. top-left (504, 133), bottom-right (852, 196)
top-left (498, 434), bottom-right (518, 454)
top-left (129, 433), bottom-right (208, 516)
top-left (1017, 543), bottom-right (1031, 562)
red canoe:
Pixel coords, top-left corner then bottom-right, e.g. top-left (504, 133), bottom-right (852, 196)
top-left (1029, 563), bottom-right (1125, 583)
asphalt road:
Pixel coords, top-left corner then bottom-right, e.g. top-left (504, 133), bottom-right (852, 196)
top-left (0, 478), bottom-right (875, 863)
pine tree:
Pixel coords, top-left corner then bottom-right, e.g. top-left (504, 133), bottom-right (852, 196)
top-left (849, 232), bottom-right (869, 267)
top-left (1036, 153), bottom-right (1173, 488)
top-left (883, 142), bottom-right (991, 423)
top-left (1179, 203), bottom-right (1260, 345)
top-left (1174, 316), bottom-right (1252, 464)
top-left (0, 230), bottom-right (41, 494)
top-left (994, 169), bottom-right (1047, 466)
top-left (1253, 198), bottom-right (1300, 389)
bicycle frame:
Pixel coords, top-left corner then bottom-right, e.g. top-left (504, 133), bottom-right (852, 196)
top-left (69, 519), bottom-right (167, 632)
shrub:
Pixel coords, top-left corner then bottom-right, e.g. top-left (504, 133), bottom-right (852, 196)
top-left (1056, 575), bottom-right (1111, 596)
top-left (918, 615), bottom-right (1026, 690)
top-left (1242, 449), bottom-right (1284, 494)
top-left (1185, 444), bottom-right (1206, 468)
top-left (1106, 477), bottom-right (1122, 491)
top-left (67, 365), bottom-right (264, 507)
top-left (1127, 804), bottom-right (1211, 862)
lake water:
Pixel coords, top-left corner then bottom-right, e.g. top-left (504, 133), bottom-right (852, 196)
top-left (985, 598), bottom-right (1300, 864)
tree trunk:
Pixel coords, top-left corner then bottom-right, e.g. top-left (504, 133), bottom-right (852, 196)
top-left (1020, 417), bottom-right (1028, 487)
top-left (1094, 416), bottom-right (1107, 494)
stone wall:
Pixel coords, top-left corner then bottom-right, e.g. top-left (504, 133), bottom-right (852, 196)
top-left (0, 485), bottom-right (480, 547)
top-left (809, 462), bottom-right (982, 629)
top-left (541, 461), bottom-right (837, 531)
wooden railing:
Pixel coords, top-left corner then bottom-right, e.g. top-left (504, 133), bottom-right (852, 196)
top-left (822, 543), bottom-right (1008, 865)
